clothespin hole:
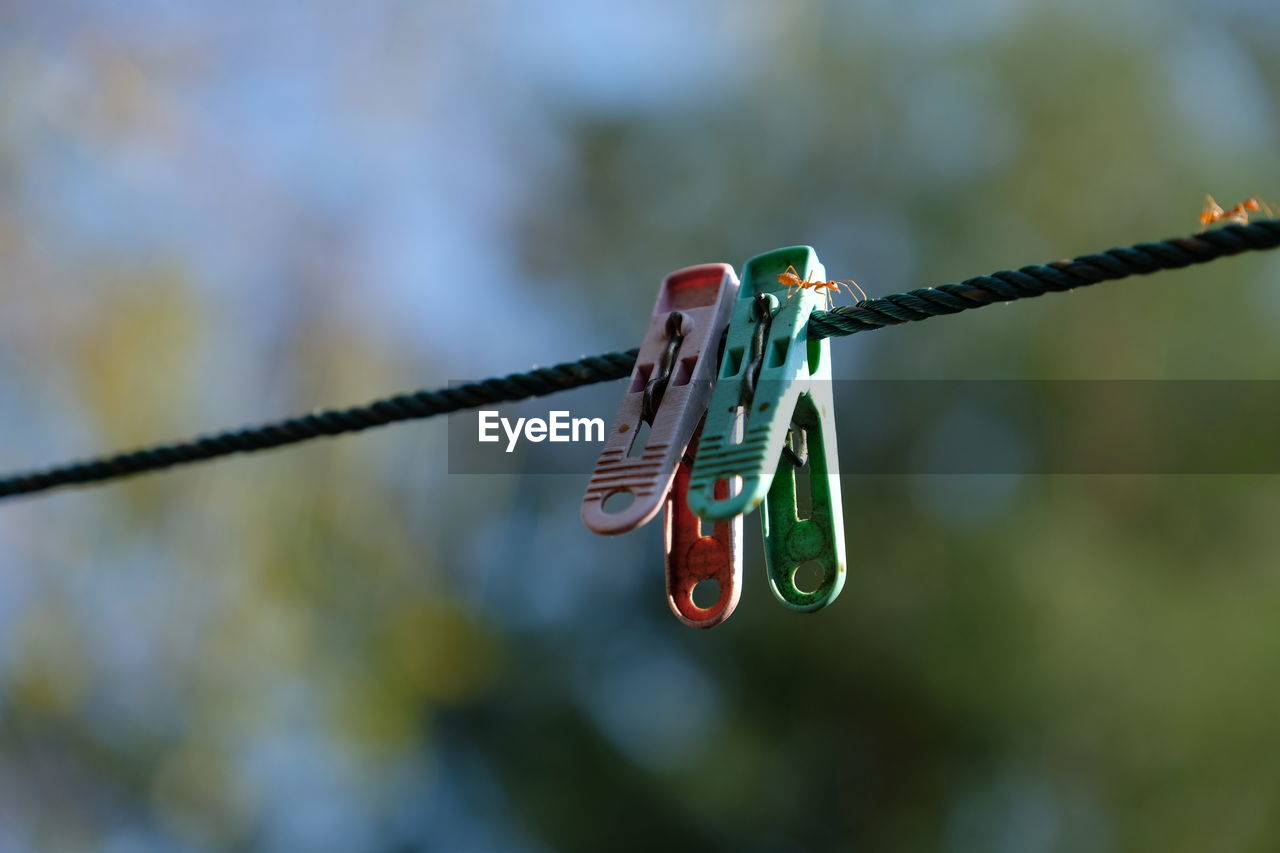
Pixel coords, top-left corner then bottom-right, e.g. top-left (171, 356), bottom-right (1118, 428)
top-left (626, 420), bottom-right (651, 458)
top-left (692, 579), bottom-right (722, 609)
top-left (792, 560), bottom-right (825, 594)
top-left (713, 476), bottom-right (742, 499)
top-left (729, 406), bottom-right (746, 444)
top-left (793, 463), bottom-right (812, 519)
top-left (628, 362), bottom-right (655, 393)
top-left (671, 356), bottom-right (696, 388)
top-left (806, 339), bottom-right (824, 375)
top-left (601, 489), bottom-right (635, 514)
top-left (721, 347), bottom-right (744, 378)
top-left (767, 338), bottom-right (788, 368)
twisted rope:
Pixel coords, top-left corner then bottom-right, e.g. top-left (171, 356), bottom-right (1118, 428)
top-left (0, 351), bottom-right (637, 499)
top-left (2, 220), bottom-right (1277, 501)
top-left (808, 220), bottom-right (1280, 338)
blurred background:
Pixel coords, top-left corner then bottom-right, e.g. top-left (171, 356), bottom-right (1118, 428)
top-left (3, 1), bottom-right (1280, 850)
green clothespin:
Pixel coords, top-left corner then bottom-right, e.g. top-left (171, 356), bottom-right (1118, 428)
top-left (687, 246), bottom-right (846, 612)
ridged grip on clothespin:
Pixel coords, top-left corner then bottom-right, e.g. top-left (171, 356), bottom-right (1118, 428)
top-left (581, 264), bottom-right (739, 535)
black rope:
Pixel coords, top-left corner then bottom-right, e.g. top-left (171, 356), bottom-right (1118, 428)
top-left (0, 351), bottom-right (637, 499)
top-left (1, 220), bottom-right (1277, 502)
top-left (808, 220), bottom-right (1280, 339)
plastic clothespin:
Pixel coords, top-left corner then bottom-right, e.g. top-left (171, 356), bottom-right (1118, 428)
top-left (665, 420), bottom-right (742, 628)
top-left (582, 264), bottom-right (739, 533)
top-left (687, 247), bottom-right (846, 612)
top-left (582, 263), bottom-right (742, 627)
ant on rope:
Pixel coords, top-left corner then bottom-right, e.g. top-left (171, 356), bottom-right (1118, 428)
top-left (1199, 194), bottom-right (1275, 231)
top-left (777, 265), bottom-right (868, 309)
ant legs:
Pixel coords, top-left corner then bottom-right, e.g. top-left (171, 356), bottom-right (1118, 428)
top-left (777, 265), bottom-right (867, 306)
top-left (1200, 195), bottom-right (1224, 231)
top-left (825, 280), bottom-right (866, 303)
top-left (782, 265), bottom-right (800, 300)
top-left (1199, 195), bottom-right (1276, 230)
top-left (839, 279), bottom-right (868, 302)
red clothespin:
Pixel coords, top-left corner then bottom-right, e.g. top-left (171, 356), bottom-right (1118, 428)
top-left (665, 423), bottom-right (741, 628)
top-left (581, 264), bottom-right (742, 628)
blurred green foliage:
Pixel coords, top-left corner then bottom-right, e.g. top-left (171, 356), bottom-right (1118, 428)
top-left (2, 1), bottom-right (1280, 851)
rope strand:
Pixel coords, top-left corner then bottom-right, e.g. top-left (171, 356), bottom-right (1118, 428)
top-left (2, 220), bottom-right (1277, 501)
top-left (808, 220), bottom-right (1280, 338)
top-left (0, 351), bottom-right (637, 499)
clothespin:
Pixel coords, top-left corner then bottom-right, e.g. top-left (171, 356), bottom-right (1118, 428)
top-left (582, 263), bottom-right (738, 532)
top-left (665, 420), bottom-right (742, 628)
top-left (581, 264), bottom-right (743, 627)
top-left (687, 247), bottom-right (846, 612)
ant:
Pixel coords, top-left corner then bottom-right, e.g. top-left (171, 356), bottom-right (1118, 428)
top-left (1199, 195), bottom-right (1275, 231)
top-left (777, 264), bottom-right (868, 309)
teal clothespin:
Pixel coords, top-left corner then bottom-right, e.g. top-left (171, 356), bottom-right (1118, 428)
top-left (687, 246), bottom-right (846, 612)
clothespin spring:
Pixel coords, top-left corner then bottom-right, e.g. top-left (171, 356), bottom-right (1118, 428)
top-left (737, 294), bottom-right (774, 411)
top-left (782, 424), bottom-right (807, 468)
top-left (641, 312), bottom-right (684, 425)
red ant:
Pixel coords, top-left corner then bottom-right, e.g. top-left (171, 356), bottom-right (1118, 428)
top-left (1199, 194), bottom-right (1275, 231)
top-left (777, 264), bottom-right (867, 309)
